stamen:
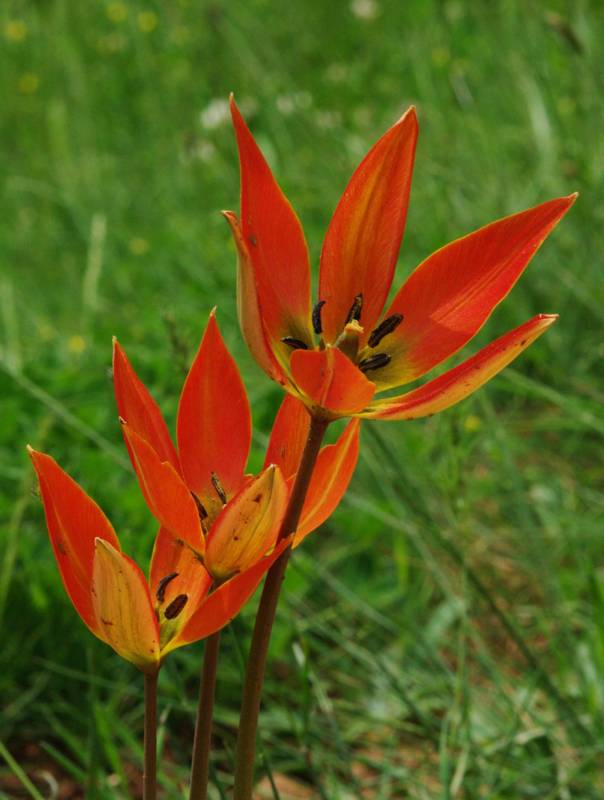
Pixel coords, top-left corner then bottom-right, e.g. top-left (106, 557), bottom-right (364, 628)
top-left (358, 353), bottom-right (391, 372)
top-left (312, 300), bottom-right (326, 334)
top-left (211, 472), bottom-right (228, 505)
top-left (346, 293), bottom-right (363, 324)
top-left (156, 572), bottom-right (179, 603)
top-left (281, 337), bottom-right (308, 350)
top-left (164, 593), bottom-right (188, 620)
top-left (191, 492), bottom-right (208, 520)
top-left (368, 313), bottom-right (404, 348)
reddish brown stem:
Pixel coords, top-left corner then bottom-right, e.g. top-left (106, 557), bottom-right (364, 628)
top-left (233, 414), bottom-right (329, 800)
top-left (188, 630), bottom-right (221, 800)
top-left (143, 670), bottom-right (158, 800)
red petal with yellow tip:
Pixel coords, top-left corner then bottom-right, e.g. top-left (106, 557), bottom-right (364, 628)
top-left (121, 424), bottom-right (205, 554)
top-left (92, 539), bottom-right (160, 672)
top-left (28, 449), bottom-right (120, 636)
top-left (319, 107), bottom-right (418, 345)
top-left (290, 347), bottom-right (376, 417)
top-left (223, 211), bottom-right (286, 384)
top-left (230, 97), bottom-right (312, 350)
top-left (204, 466), bottom-right (288, 582)
top-left (170, 537), bottom-right (291, 650)
top-left (177, 312), bottom-right (251, 510)
top-left (361, 315), bottom-right (558, 420)
top-left (378, 195), bottom-right (575, 387)
top-left (295, 419), bottom-right (360, 545)
top-left (113, 340), bottom-right (180, 471)
top-left (263, 394), bottom-right (310, 480)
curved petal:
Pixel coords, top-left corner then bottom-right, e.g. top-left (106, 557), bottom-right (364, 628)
top-left (289, 347), bottom-right (376, 417)
top-left (319, 107), bottom-right (418, 344)
top-left (295, 419), bottom-right (360, 546)
top-left (28, 448), bottom-right (120, 637)
top-left (113, 340), bottom-right (180, 471)
top-left (204, 466), bottom-right (288, 582)
top-left (230, 97), bottom-right (312, 353)
top-left (148, 527), bottom-right (213, 651)
top-left (375, 194), bottom-right (576, 388)
top-left (92, 539), bottom-right (160, 672)
top-left (177, 311), bottom-right (251, 514)
top-left (121, 423), bottom-right (205, 554)
top-left (168, 537), bottom-right (291, 651)
top-left (223, 211), bottom-right (287, 385)
top-left (362, 314), bottom-right (558, 420)
top-left (263, 394), bottom-right (310, 480)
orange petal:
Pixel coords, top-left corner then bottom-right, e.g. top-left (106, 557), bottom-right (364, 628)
top-left (113, 339), bottom-right (180, 471)
top-left (375, 195), bottom-right (576, 388)
top-left (92, 539), bottom-right (160, 672)
top-left (319, 107), bottom-right (418, 345)
top-left (223, 211), bottom-right (287, 385)
top-left (362, 314), bottom-right (558, 420)
top-left (176, 311), bottom-right (251, 513)
top-left (28, 449), bottom-right (120, 637)
top-left (289, 347), bottom-right (376, 417)
top-left (263, 394), bottom-right (310, 480)
top-left (295, 419), bottom-right (360, 546)
top-left (169, 537), bottom-right (291, 650)
top-left (204, 466), bottom-right (288, 582)
top-left (230, 97), bottom-right (312, 352)
top-left (148, 526), bottom-right (213, 645)
top-left (121, 423), bottom-right (205, 554)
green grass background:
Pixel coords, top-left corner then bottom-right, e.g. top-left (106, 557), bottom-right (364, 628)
top-left (1, 0), bottom-right (603, 797)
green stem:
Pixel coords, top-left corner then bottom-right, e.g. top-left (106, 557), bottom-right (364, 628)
top-left (233, 414), bottom-right (329, 800)
top-left (188, 630), bottom-right (221, 800)
top-left (143, 670), bottom-right (158, 800)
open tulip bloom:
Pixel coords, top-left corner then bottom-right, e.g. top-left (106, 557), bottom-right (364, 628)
top-left (225, 97), bottom-right (575, 421)
top-left (29, 311), bottom-right (358, 673)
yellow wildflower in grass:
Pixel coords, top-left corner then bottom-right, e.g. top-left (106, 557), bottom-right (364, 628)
top-left (4, 20), bottom-right (27, 42)
top-left (18, 73), bottom-right (39, 94)
top-left (68, 335), bottom-right (87, 355)
top-left (464, 415), bottom-right (483, 433)
top-left (106, 3), bottom-right (128, 22)
top-left (138, 11), bottom-right (158, 33)
top-left (129, 237), bottom-right (149, 256)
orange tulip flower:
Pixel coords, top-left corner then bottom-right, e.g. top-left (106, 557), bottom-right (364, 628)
top-left (112, 311), bottom-right (360, 555)
top-left (225, 97), bottom-right (576, 421)
top-left (28, 446), bottom-right (290, 673)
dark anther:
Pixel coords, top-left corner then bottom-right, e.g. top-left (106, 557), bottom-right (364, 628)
top-left (312, 300), bottom-right (326, 334)
top-left (156, 572), bottom-right (179, 603)
top-left (358, 353), bottom-right (391, 372)
top-left (191, 492), bottom-right (208, 521)
top-left (211, 472), bottom-right (228, 505)
top-left (281, 337), bottom-right (308, 350)
top-left (368, 313), bottom-right (404, 348)
top-left (346, 293), bottom-right (363, 324)
top-left (164, 593), bottom-right (188, 619)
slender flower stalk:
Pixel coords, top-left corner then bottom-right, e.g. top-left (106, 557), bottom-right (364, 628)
top-left (144, 670), bottom-right (159, 800)
top-left (188, 631), bottom-right (221, 800)
top-left (233, 414), bottom-right (329, 800)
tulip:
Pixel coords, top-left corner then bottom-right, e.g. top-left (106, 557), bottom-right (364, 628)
top-left (112, 311), bottom-right (359, 556)
top-left (225, 97), bottom-right (575, 421)
top-left (28, 446), bottom-right (290, 673)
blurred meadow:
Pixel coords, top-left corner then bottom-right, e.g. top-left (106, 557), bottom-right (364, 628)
top-left (1, 0), bottom-right (603, 797)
